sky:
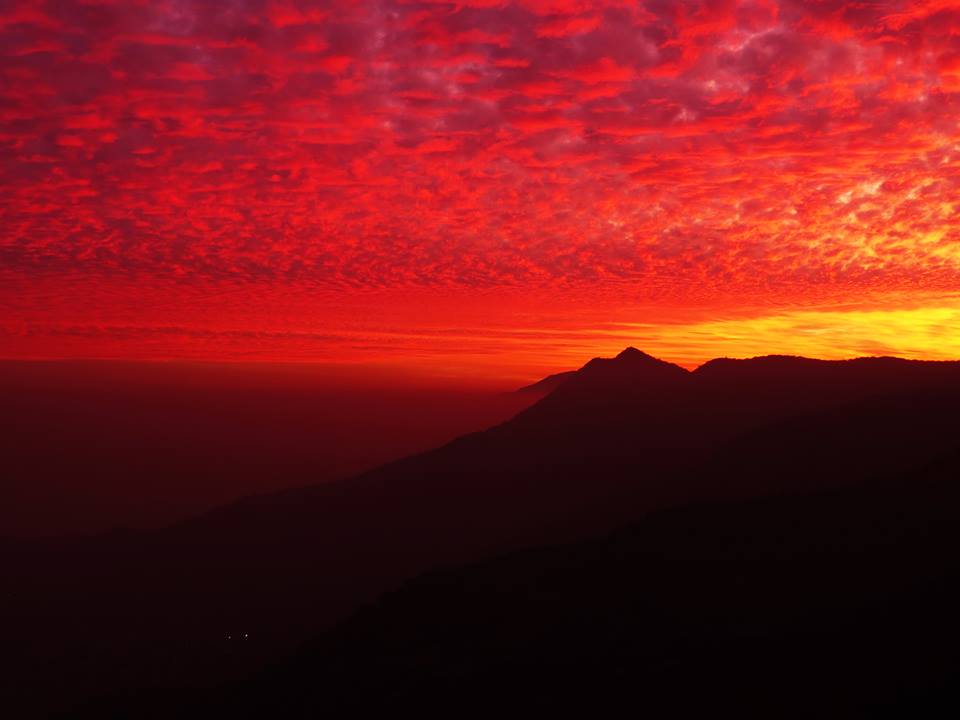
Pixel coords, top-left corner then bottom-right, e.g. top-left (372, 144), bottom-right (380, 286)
top-left (2, 0), bottom-right (960, 381)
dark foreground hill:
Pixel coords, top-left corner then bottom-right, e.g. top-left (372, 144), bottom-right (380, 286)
top-left (158, 451), bottom-right (960, 718)
top-left (5, 348), bottom-right (960, 716)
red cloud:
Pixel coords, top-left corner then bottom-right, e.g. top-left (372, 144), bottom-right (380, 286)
top-left (2, 0), bottom-right (960, 370)
top-left (535, 14), bottom-right (601, 38)
top-left (554, 56), bottom-right (636, 83)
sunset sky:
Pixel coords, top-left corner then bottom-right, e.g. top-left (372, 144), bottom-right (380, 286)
top-left (3, 0), bottom-right (960, 381)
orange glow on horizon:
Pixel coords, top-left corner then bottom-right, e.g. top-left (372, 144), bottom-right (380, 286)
top-left (5, 274), bottom-right (960, 385)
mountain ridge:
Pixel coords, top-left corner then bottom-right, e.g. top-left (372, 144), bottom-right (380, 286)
top-left (518, 347), bottom-right (960, 397)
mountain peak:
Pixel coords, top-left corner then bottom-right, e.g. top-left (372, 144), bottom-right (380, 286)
top-left (515, 348), bottom-right (688, 396)
top-left (587, 346), bottom-right (682, 371)
top-left (583, 347), bottom-right (664, 368)
top-left (615, 346), bottom-right (649, 360)
top-left (563, 347), bottom-right (689, 395)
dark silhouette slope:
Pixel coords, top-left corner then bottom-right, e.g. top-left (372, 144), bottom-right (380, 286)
top-left (513, 369), bottom-right (576, 395)
top-left (6, 349), bottom-right (960, 716)
top-left (175, 450), bottom-right (960, 718)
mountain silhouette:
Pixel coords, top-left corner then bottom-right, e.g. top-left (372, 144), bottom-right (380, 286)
top-left (169, 451), bottom-right (960, 718)
top-left (514, 347), bottom-right (684, 396)
top-left (6, 348), bottom-right (960, 717)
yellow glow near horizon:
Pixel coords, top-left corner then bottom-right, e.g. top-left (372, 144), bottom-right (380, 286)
top-left (610, 305), bottom-right (960, 369)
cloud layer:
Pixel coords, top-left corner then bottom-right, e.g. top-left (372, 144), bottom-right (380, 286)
top-left (2, 0), bottom-right (960, 373)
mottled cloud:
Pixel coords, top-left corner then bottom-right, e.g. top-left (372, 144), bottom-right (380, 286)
top-left (2, 0), bottom-right (960, 371)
